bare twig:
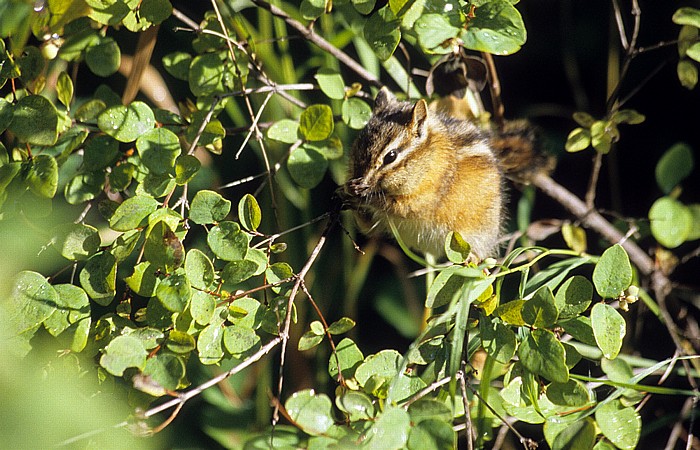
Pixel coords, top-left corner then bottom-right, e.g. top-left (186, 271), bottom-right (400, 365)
top-left (249, 0), bottom-right (382, 87)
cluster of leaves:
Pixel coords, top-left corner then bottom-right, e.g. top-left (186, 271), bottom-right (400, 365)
top-left (0, 1), bottom-right (697, 449)
top-left (258, 234), bottom-right (644, 449)
top-left (673, 7), bottom-right (700, 89)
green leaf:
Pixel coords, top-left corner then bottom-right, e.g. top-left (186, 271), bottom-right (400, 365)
top-left (352, 0), bottom-right (376, 15)
top-left (299, 104), bottom-right (334, 141)
top-left (25, 154), bottom-right (58, 198)
top-left (267, 119), bottom-right (300, 144)
top-left (190, 291), bottom-right (216, 326)
top-left (56, 71), bottom-right (74, 109)
top-left (686, 42), bottom-right (700, 62)
top-left (522, 286), bottom-right (558, 328)
top-left (285, 389), bottom-right (334, 436)
top-left (559, 316), bottom-right (597, 346)
top-left (143, 220), bottom-right (184, 271)
top-left (85, 37), bottom-right (121, 77)
top-left (189, 189), bottom-right (231, 225)
top-left (341, 97), bottom-right (372, 130)
top-left (546, 379), bottom-right (590, 407)
top-left (125, 261), bottom-right (160, 297)
top-left (238, 193), bottom-right (261, 231)
top-left (162, 51), bottom-right (192, 81)
top-left (197, 322), bottom-right (224, 365)
top-left (98, 101), bottom-right (156, 143)
top-left (207, 221), bottom-right (250, 261)
top-left (592, 244), bottom-right (632, 298)
top-left (336, 390), bottom-right (375, 421)
top-left (265, 262), bottom-right (294, 293)
top-left (414, 13), bottom-right (460, 50)
top-left (677, 59), bottom-right (698, 89)
top-left (672, 7), bottom-right (700, 28)
top-left (649, 196), bottom-right (693, 248)
top-left (300, 0), bottom-right (327, 19)
top-left (228, 297), bottom-right (263, 329)
top-left (189, 53), bottom-right (224, 96)
top-left (364, 6), bottom-right (401, 61)
top-left (328, 337), bottom-right (364, 379)
top-left (221, 260), bottom-right (259, 285)
top-left (10, 95), bottom-right (59, 145)
top-left (655, 143), bottom-right (694, 194)
top-left (407, 419), bottom-right (455, 450)
top-left (299, 331), bottom-right (324, 351)
top-left (142, 353), bottom-right (185, 393)
top-left (100, 335), bottom-right (148, 376)
top-left (156, 271), bottom-right (191, 313)
top-left (287, 145), bottom-right (328, 189)
top-left (185, 249), bottom-right (214, 290)
top-left (0, 98), bottom-right (13, 133)
top-left (565, 127), bottom-right (591, 152)
top-left (444, 231), bottom-right (472, 264)
top-left (591, 303), bottom-right (625, 360)
top-left (315, 69), bottom-right (345, 100)
top-left (80, 251), bottom-right (117, 306)
top-left (136, 127), bottom-right (182, 175)
top-left (52, 223), bottom-right (100, 260)
top-left (494, 299), bottom-right (526, 326)
top-left (610, 109), bottom-right (645, 125)
top-left (425, 265), bottom-right (471, 309)
top-left (595, 401), bottom-right (641, 450)
top-left (9, 271), bottom-right (59, 336)
top-left (572, 112), bottom-right (595, 127)
top-left (479, 316), bottom-right (516, 364)
top-left (355, 349), bottom-right (401, 387)
top-left (75, 98), bottom-right (107, 122)
top-left (109, 195), bottom-right (159, 231)
top-left (47, 285), bottom-right (91, 352)
top-left (327, 317), bottom-right (356, 335)
top-left (83, 134), bottom-right (119, 171)
top-left (688, 204), bottom-right (700, 241)
top-left (223, 324), bottom-right (261, 358)
top-left (367, 406), bottom-right (410, 449)
top-left (548, 418), bottom-right (597, 450)
top-left (463, 1), bottom-right (526, 55)
top-left (174, 154), bottom-right (201, 185)
top-left (518, 329), bottom-right (569, 383)
top-left (79, 174), bottom-right (106, 204)
top-left (554, 276), bottom-right (593, 320)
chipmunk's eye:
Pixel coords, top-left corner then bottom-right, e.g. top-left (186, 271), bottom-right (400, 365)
top-left (382, 150), bottom-right (397, 166)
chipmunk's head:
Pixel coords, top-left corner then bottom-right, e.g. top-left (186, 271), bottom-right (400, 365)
top-left (345, 88), bottom-right (433, 206)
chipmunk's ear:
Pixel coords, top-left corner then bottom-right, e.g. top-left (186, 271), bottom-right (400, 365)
top-left (374, 87), bottom-right (396, 110)
top-left (410, 99), bottom-right (429, 136)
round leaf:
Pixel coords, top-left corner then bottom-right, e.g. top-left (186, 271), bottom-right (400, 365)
top-left (52, 222), bottom-right (100, 260)
top-left (341, 97), bottom-right (372, 130)
top-left (197, 323), bottom-right (224, 365)
top-left (100, 335), bottom-right (147, 376)
top-left (595, 401), bottom-right (641, 450)
top-left (518, 329), bottom-right (569, 383)
top-left (298, 104), bottom-right (334, 141)
top-left (479, 317), bottom-right (516, 364)
top-left (315, 69), bottom-right (345, 100)
top-left (189, 53), bottom-right (224, 96)
top-left (655, 143), bottom-right (694, 194)
top-left (185, 249), bottom-right (214, 290)
top-left (649, 196), bottom-right (693, 248)
top-left (162, 52), bottom-right (192, 81)
top-left (9, 271), bottom-right (59, 335)
top-left (125, 261), bottom-right (160, 297)
top-left (109, 195), bottom-right (159, 231)
top-left (142, 353), bottom-right (185, 392)
top-left (156, 272), bottom-right (191, 313)
top-left (223, 324), bottom-right (261, 358)
top-left (79, 251), bottom-right (117, 305)
top-left (175, 154), bottom-right (201, 185)
top-left (554, 275), bottom-right (593, 319)
top-left (287, 145), bottom-right (328, 189)
top-left (190, 291), bottom-right (216, 326)
top-left (189, 190), bottom-right (231, 225)
top-left (136, 127), bottom-right (182, 174)
top-left (83, 134), bottom-right (119, 171)
top-left (98, 101), bottom-right (155, 143)
top-left (522, 286), bottom-right (558, 328)
top-left (207, 221), bottom-right (250, 261)
top-left (85, 37), bottom-right (121, 77)
top-left (10, 95), bottom-right (59, 145)
top-left (462, 2), bottom-right (526, 55)
top-left (26, 154), bottom-right (58, 198)
top-left (367, 406), bottom-right (410, 449)
top-left (267, 119), bottom-right (300, 144)
top-left (592, 244), bottom-right (632, 298)
top-left (591, 303), bottom-right (625, 360)
top-left (222, 259), bottom-right (259, 285)
top-left (285, 390), bottom-right (334, 436)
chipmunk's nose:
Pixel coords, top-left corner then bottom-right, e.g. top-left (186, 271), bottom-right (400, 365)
top-left (345, 178), bottom-right (371, 197)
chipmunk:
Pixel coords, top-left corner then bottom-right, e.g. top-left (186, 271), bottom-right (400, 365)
top-left (344, 88), bottom-right (551, 260)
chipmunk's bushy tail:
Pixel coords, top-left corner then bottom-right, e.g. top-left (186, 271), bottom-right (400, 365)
top-left (490, 119), bottom-right (556, 184)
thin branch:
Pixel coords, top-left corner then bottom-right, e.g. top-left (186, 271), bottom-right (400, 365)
top-left (249, 0), bottom-right (382, 87)
top-left (585, 152), bottom-right (603, 209)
